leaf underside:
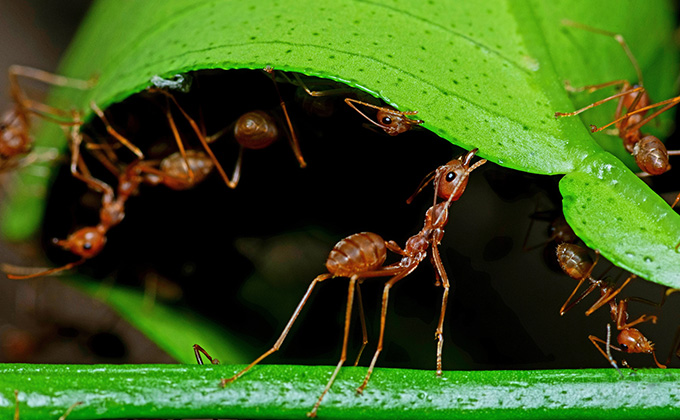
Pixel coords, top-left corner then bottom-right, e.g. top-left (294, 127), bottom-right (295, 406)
top-left (2, 3), bottom-right (679, 289)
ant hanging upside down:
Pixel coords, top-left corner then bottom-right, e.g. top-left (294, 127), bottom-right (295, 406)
top-left (554, 20), bottom-right (680, 207)
top-left (219, 148), bottom-right (486, 417)
top-left (555, 243), bottom-right (669, 372)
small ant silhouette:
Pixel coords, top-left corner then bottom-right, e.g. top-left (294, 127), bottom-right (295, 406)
top-left (554, 20), bottom-right (680, 206)
top-left (555, 243), bottom-right (667, 371)
top-left (220, 148), bottom-right (486, 417)
top-left (0, 65), bottom-right (94, 170)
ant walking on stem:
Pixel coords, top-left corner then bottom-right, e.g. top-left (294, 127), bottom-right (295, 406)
top-left (220, 148), bottom-right (486, 417)
top-left (554, 20), bottom-right (680, 206)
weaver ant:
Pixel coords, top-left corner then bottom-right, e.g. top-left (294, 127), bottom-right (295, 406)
top-left (4, 96), bottom-right (214, 279)
top-left (0, 65), bottom-right (94, 170)
top-left (150, 66), bottom-right (305, 189)
top-left (555, 21), bottom-right (680, 206)
top-left (220, 148), bottom-right (486, 417)
top-left (555, 243), bottom-right (668, 371)
top-left (278, 71), bottom-right (424, 135)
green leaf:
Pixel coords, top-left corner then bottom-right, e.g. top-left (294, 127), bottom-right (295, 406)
top-left (2, 3), bottom-right (679, 289)
top-left (72, 276), bottom-right (252, 364)
top-left (2, 364), bottom-right (679, 419)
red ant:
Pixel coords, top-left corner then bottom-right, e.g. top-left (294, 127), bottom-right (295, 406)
top-left (554, 21), bottom-right (680, 206)
top-left (220, 148), bottom-right (486, 417)
top-left (150, 66), bottom-right (305, 188)
top-left (0, 65), bottom-right (94, 170)
top-left (278, 71), bottom-right (424, 135)
top-left (4, 97), bottom-right (213, 279)
top-left (555, 243), bottom-right (667, 371)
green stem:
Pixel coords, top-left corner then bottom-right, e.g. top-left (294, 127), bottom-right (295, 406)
top-left (2, 364), bottom-right (678, 419)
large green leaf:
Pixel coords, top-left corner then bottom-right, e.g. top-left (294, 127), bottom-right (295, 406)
top-left (2, 3), bottom-right (679, 285)
top-left (2, 364), bottom-right (679, 419)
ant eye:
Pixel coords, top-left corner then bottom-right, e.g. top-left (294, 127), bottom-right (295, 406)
top-left (381, 116), bottom-right (393, 125)
top-left (620, 344), bottom-right (628, 351)
top-left (446, 172), bottom-right (455, 182)
top-left (83, 242), bottom-right (92, 251)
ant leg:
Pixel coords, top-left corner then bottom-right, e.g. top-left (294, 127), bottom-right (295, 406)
top-left (353, 281), bottom-right (369, 367)
top-left (308, 275), bottom-right (358, 418)
top-left (264, 66), bottom-right (306, 168)
top-left (344, 97), bottom-right (423, 135)
top-left (555, 85), bottom-right (642, 117)
top-left (356, 267), bottom-right (414, 394)
top-left (151, 89), bottom-right (237, 188)
top-left (290, 72), bottom-right (356, 97)
top-left (220, 273), bottom-right (333, 386)
top-left (585, 275), bottom-right (635, 316)
top-left (194, 344), bottom-right (220, 365)
top-left (5, 259), bottom-right (86, 280)
top-left (90, 102), bottom-right (144, 159)
top-left (593, 95), bottom-right (680, 133)
top-left (559, 251), bottom-right (600, 315)
top-left (68, 124), bottom-right (115, 201)
top-left (165, 105), bottom-right (195, 182)
top-left (431, 243), bottom-right (450, 377)
top-left (589, 325), bottom-right (624, 377)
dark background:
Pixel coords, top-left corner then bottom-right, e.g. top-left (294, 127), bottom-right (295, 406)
top-left (0, 0), bottom-right (678, 372)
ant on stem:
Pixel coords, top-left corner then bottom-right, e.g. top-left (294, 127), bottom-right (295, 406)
top-left (219, 148), bottom-right (486, 417)
top-left (555, 243), bottom-right (668, 371)
top-left (554, 20), bottom-right (680, 206)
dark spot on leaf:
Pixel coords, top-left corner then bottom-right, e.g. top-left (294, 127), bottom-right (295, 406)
top-left (285, 49), bottom-right (293, 54)
top-left (328, 55), bottom-right (335, 59)
top-left (453, 80), bottom-right (459, 85)
top-left (522, 125), bottom-right (529, 130)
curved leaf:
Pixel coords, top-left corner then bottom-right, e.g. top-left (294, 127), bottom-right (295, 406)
top-left (2, 364), bottom-right (679, 419)
top-left (2, 1), bottom-right (679, 286)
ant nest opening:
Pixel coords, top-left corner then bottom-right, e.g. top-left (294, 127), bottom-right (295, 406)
top-left (34, 68), bottom-right (678, 370)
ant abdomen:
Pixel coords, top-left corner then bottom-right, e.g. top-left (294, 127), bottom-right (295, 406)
top-left (556, 243), bottom-right (594, 280)
top-left (325, 232), bottom-right (387, 277)
top-left (234, 110), bottom-right (279, 150)
top-left (634, 136), bottom-right (670, 175)
top-left (53, 226), bottom-right (107, 259)
top-left (159, 150), bottom-right (215, 190)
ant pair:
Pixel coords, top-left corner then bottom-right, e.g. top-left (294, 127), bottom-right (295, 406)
top-left (555, 243), bottom-right (678, 373)
top-left (4, 67), bottom-right (425, 280)
top-left (555, 20), bottom-right (680, 207)
top-left (192, 148), bottom-right (485, 417)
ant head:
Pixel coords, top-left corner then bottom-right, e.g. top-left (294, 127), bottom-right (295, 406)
top-left (434, 148), bottom-right (483, 201)
top-left (617, 327), bottom-right (651, 354)
top-left (53, 226), bottom-right (107, 259)
top-left (234, 111), bottom-right (279, 149)
top-left (375, 109), bottom-right (423, 136)
top-left (634, 136), bottom-right (671, 175)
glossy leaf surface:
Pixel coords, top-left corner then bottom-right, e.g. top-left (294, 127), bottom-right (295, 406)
top-left (2, 364), bottom-right (679, 419)
top-left (2, 2), bottom-right (678, 284)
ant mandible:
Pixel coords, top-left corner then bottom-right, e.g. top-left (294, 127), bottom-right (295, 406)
top-left (554, 21), bottom-right (680, 206)
top-left (0, 65), bottom-right (95, 170)
top-left (219, 148), bottom-right (486, 417)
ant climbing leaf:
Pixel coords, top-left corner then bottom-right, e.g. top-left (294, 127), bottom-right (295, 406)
top-left (2, 0), bottom-right (679, 287)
